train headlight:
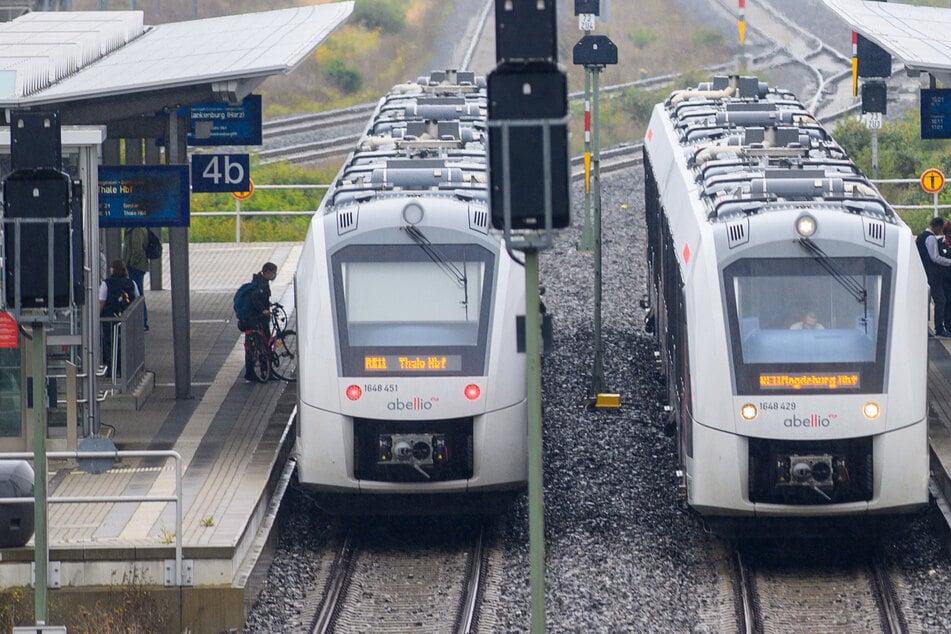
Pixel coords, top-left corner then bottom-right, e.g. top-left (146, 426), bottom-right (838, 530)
top-left (464, 384), bottom-right (481, 400)
top-left (402, 202), bottom-right (425, 225)
top-left (346, 385), bottom-right (363, 401)
top-left (740, 403), bottom-right (758, 420)
top-left (795, 213), bottom-right (817, 237)
top-left (862, 401), bottom-right (881, 419)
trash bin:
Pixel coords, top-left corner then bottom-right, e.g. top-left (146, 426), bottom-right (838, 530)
top-left (0, 460), bottom-right (34, 548)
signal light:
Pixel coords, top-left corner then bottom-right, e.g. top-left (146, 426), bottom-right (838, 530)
top-left (464, 384), bottom-right (481, 400)
top-left (346, 385), bottom-right (362, 401)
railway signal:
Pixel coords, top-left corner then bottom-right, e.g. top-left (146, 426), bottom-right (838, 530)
top-left (573, 1), bottom-right (618, 408)
top-left (489, 2), bottom-right (575, 631)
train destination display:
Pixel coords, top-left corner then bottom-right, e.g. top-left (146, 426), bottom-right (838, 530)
top-left (364, 355), bottom-right (463, 372)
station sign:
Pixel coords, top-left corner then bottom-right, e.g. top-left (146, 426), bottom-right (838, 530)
top-left (191, 154), bottom-right (250, 193)
top-left (186, 94), bottom-right (262, 146)
top-left (921, 89), bottom-right (951, 139)
top-left (98, 165), bottom-right (191, 228)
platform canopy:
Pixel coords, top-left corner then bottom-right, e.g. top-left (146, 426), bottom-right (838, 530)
top-left (0, 2), bottom-right (353, 133)
top-left (822, 0), bottom-right (951, 85)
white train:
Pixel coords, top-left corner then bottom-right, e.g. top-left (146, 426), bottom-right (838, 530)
top-left (643, 76), bottom-right (929, 529)
top-left (294, 71), bottom-right (527, 513)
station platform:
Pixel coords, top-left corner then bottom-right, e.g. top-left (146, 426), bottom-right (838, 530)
top-left (0, 242), bottom-right (302, 632)
top-left (927, 338), bottom-right (951, 525)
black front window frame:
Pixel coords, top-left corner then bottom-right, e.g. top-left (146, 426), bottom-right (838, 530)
top-left (723, 256), bottom-right (892, 395)
top-left (331, 243), bottom-right (495, 377)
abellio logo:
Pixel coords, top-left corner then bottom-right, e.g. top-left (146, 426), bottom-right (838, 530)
top-left (387, 397), bottom-right (434, 411)
top-left (784, 413), bottom-right (831, 428)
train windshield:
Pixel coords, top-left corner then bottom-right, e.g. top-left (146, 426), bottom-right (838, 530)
top-left (723, 257), bottom-right (891, 394)
top-left (331, 243), bottom-right (495, 376)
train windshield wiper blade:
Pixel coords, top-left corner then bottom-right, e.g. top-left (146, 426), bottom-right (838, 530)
top-left (797, 237), bottom-right (867, 304)
top-left (402, 225), bottom-right (470, 312)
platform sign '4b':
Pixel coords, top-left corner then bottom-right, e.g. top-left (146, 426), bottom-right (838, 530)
top-left (191, 154), bottom-right (250, 193)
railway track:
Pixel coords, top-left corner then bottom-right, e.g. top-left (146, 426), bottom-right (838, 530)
top-left (256, 3), bottom-right (854, 168)
top-left (305, 521), bottom-right (490, 634)
top-left (729, 540), bottom-right (910, 633)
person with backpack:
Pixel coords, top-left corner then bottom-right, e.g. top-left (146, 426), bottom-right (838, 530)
top-left (236, 262), bottom-right (277, 382)
top-left (98, 259), bottom-right (140, 376)
top-left (123, 227), bottom-right (152, 331)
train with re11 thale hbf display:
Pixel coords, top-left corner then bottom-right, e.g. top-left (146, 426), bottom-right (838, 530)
top-left (642, 75), bottom-right (929, 533)
top-left (293, 70), bottom-right (527, 514)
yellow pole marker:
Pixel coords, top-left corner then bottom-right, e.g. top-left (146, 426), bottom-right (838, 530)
top-left (584, 152), bottom-right (591, 193)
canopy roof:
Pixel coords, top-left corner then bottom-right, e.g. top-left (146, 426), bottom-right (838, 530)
top-left (822, 0), bottom-right (951, 85)
top-left (0, 3), bottom-right (353, 128)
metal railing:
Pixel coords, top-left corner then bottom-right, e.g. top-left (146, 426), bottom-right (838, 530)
top-left (188, 179), bottom-right (951, 242)
top-left (193, 183), bottom-right (329, 242)
top-left (872, 178), bottom-right (951, 216)
top-left (0, 449), bottom-right (188, 586)
top-left (100, 296), bottom-right (145, 393)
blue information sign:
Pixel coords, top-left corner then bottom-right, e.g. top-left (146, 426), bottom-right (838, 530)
top-left (921, 89), bottom-right (951, 139)
top-left (191, 154), bottom-right (250, 192)
top-left (98, 165), bottom-right (190, 228)
top-left (187, 94), bottom-right (263, 146)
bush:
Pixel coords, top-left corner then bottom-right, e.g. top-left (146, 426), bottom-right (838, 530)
top-left (352, 0), bottom-right (406, 33)
top-left (323, 58), bottom-right (363, 94)
top-left (691, 27), bottom-right (724, 48)
top-left (629, 27), bottom-right (657, 50)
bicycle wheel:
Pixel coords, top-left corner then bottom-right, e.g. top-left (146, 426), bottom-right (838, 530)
top-left (271, 304), bottom-right (289, 333)
top-left (247, 331), bottom-right (271, 383)
top-left (270, 329), bottom-right (297, 382)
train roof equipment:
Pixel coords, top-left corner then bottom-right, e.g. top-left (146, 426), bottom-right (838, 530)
top-left (328, 71), bottom-right (488, 208)
top-left (653, 75), bottom-right (897, 225)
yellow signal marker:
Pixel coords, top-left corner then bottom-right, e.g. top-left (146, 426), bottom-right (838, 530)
top-left (584, 152), bottom-right (591, 193)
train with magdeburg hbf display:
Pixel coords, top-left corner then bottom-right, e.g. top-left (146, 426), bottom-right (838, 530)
top-left (642, 74), bottom-right (929, 533)
top-left (293, 70), bottom-right (527, 514)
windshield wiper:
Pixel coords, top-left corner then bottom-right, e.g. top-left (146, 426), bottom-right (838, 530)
top-left (797, 237), bottom-right (867, 304)
top-left (402, 224), bottom-right (470, 314)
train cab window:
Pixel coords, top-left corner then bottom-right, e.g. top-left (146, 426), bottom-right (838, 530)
top-left (723, 257), bottom-right (891, 394)
top-left (331, 243), bottom-right (495, 376)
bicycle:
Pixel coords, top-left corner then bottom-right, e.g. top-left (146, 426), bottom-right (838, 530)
top-left (244, 303), bottom-right (297, 383)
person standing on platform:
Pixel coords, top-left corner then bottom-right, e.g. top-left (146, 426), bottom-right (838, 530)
top-left (238, 262), bottom-right (278, 382)
top-left (123, 227), bottom-right (150, 331)
top-left (916, 216), bottom-right (951, 337)
top-left (99, 259), bottom-right (140, 376)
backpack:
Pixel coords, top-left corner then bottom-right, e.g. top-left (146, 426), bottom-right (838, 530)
top-left (145, 229), bottom-right (162, 260)
top-left (102, 277), bottom-right (134, 317)
top-left (233, 281), bottom-right (257, 323)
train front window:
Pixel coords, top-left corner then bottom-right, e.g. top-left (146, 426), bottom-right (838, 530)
top-left (723, 257), bottom-right (891, 394)
top-left (332, 243), bottom-right (494, 376)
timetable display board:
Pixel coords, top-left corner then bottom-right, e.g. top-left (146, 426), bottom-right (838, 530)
top-left (921, 89), bottom-right (951, 139)
top-left (187, 94), bottom-right (263, 146)
top-left (98, 165), bottom-right (190, 228)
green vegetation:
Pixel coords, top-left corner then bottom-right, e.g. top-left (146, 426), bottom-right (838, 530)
top-left (691, 27), bottom-right (725, 49)
top-left (190, 160), bottom-right (336, 243)
top-left (629, 27), bottom-right (657, 50)
top-left (352, 0), bottom-right (408, 33)
top-left (831, 111), bottom-right (951, 233)
top-left (323, 58), bottom-right (364, 94)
